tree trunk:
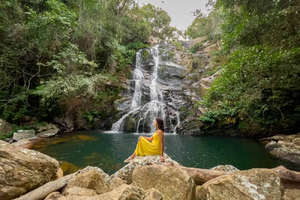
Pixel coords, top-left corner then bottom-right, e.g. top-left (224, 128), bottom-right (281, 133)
top-left (14, 173), bottom-right (75, 200)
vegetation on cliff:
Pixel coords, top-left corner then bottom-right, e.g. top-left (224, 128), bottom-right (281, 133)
top-left (187, 0), bottom-right (300, 136)
top-left (0, 0), bottom-right (179, 134)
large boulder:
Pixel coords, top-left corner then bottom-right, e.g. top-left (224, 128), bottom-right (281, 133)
top-left (0, 119), bottom-right (13, 137)
top-left (110, 154), bottom-right (179, 184)
top-left (196, 168), bottom-right (284, 200)
top-left (35, 123), bottom-right (60, 138)
top-left (0, 140), bottom-right (59, 200)
top-left (63, 169), bottom-right (110, 195)
top-left (132, 165), bottom-right (196, 200)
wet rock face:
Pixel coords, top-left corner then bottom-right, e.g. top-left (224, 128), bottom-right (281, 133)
top-left (112, 39), bottom-right (224, 134)
top-left (112, 43), bottom-right (195, 133)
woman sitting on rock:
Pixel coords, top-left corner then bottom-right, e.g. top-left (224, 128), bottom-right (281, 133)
top-left (124, 117), bottom-right (165, 162)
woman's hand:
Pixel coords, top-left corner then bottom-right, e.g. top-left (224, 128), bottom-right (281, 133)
top-left (138, 136), bottom-right (143, 141)
top-left (160, 155), bottom-right (165, 162)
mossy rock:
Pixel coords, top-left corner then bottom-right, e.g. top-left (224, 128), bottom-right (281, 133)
top-left (126, 116), bottom-right (136, 132)
top-left (141, 49), bottom-right (150, 60)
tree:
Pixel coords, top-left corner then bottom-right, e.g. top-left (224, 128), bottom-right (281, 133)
top-left (199, 0), bottom-right (300, 136)
top-left (186, 8), bottom-right (223, 40)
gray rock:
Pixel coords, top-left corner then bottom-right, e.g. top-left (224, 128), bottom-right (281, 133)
top-left (13, 130), bottom-right (36, 141)
top-left (36, 124), bottom-right (59, 138)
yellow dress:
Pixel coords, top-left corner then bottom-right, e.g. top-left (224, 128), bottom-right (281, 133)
top-left (134, 131), bottom-right (161, 156)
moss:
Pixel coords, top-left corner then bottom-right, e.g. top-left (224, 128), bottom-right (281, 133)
top-left (190, 42), bottom-right (204, 53)
top-left (179, 106), bottom-right (188, 112)
top-left (158, 65), bottom-right (167, 79)
top-left (141, 49), bottom-right (150, 60)
top-left (127, 116), bottom-right (136, 132)
top-left (168, 51), bottom-right (175, 59)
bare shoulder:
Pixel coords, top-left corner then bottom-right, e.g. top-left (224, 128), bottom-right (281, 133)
top-left (157, 129), bottom-right (164, 136)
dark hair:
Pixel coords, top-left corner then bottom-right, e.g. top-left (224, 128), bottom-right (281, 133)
top-left (156, 117), bottom-right (164, 132)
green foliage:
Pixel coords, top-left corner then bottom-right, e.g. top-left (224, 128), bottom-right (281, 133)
top-left (172, 41), bottom-right (183, 51)
top-left (201, 45), bottom-right (300, 133)
top-left (125, 41), bottom-right (148, 51)
top-left (204, 66), bottom-right (223, 76)
top-left (217, 0), bottom-right (300, 50)
top-left (1, 92), bottom-right (29, 122)
top-left (135, 3), bottom-right (176, 40)
top-left (199, 108), bottom-right (237, 124)
top-left (186, 8), bottom-right (223, 40)
top-left (0, 124), bottom-right (31, 140)
top-left (2, 0), bottom-right (177, 125)
top-left (190, 42), bottom-right (205, 53)
top-left (83, 111), bottom-right (100, 125)
top-left (194, 0), bottom-right (300, 135)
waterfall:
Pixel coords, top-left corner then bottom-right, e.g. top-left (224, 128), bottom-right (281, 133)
top-left (111, 45), bottom-right (167, 133)
top-left (168, 93), bottom-right (181, 133)
top-left (130, 51), bottom-right (143, 110)
top-left (111, 50), bottom-right (143, 131)
top-left (147, 46), bottom-right (166, 132)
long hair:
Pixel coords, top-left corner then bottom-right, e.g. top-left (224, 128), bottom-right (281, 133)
top-left (156, 117), bottom-right (164, 132)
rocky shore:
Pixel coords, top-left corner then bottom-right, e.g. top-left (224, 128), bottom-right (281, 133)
top-left (1, 140), bottom-right (300, 200)
top-left (261, 133), bottom-right (300, 167)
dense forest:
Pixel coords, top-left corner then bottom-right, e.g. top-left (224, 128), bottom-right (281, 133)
top-left (187, 0), bottom-right (300, 136)
top-left (1, 0), bottom-right (300, 138)
top-left (0, 0), bottom-right (181, 136)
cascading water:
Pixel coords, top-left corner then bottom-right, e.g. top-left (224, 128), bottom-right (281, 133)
top-left (130, 51), bottom-right (143, 110)
top-left (168, 93), bottom-right (181, 133)
top-left (112, 45), bottom-right (167, 133)
top-left (111, 49), bottom-right (144, 131)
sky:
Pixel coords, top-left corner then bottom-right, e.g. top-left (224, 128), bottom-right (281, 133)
top-left (136, 0), bottom-right (209, 31)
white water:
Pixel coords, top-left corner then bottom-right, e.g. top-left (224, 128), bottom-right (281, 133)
top-left (130, 51), bottom-right (143, 110)
top-left (168, 93), bottom-right (181, 134)
top-left (111, 45), bottom-right (168, 133)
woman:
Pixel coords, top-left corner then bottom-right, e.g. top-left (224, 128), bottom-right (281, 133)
top-left (124, 117), bottom-right (165, 162)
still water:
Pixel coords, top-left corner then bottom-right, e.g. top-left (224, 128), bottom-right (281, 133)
top-left (32, 130), bottom-right (299, 174)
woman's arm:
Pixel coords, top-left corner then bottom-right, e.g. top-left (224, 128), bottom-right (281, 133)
top-left (139, 135), bottom-right (153, 141)
top-left (158, 130), bottom-right (165, 162)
